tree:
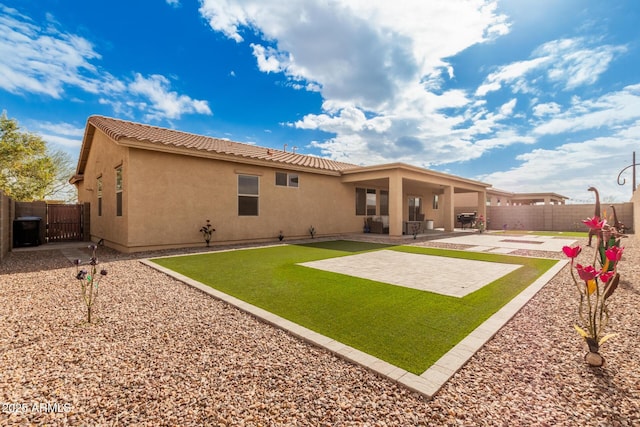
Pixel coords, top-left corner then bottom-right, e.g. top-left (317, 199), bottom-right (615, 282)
top-left (0, 112), bottom-right (75, 202)
top-left (43, 149), bottom-right (77, 203)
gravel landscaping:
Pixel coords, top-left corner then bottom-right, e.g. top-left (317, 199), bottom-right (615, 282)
top-left (1, 236), bottom-right (638, 426)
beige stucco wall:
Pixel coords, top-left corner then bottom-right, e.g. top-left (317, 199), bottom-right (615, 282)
top-left (125, 147), bottom-right (361, 250)
top-left (78, 130), bottom-right (367, 251)
top-left (76, 130), bottom-right (130, 250)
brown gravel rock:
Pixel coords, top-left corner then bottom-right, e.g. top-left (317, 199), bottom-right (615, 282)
top-left (1, 237), bottom-right (638, 426)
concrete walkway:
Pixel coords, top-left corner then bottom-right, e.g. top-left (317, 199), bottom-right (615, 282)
top-left (12, 241), bottom-right (92, 265)
top-left (142, 234), bottom-right (571, 399)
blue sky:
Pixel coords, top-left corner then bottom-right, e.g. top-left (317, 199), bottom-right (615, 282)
top-left (1, 0), bottom-right (639, 203)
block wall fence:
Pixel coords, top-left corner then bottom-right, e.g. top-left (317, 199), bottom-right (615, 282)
top-left (0, 190), bottom-right (13, 261)
top-left (456, 202), bottom-right (634, 233)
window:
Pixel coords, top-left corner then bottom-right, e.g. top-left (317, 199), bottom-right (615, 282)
top-left (380, 190), bottom-right (389, 216)
top-left (409, 196), bottom-right (421, 221)
top-left (97, 176), bottom-right (103, 216)
top-left (115, 166), bottom-right (123, 217)
top-left (356, 188), bottom-right (377, 216)
top-left (433, 194), bottom-right (439, 210)
top-left (366, 189), bottom-right (376, 216)
top-left (275, 172), bottom-right (299, 188)
top-left (238, 175), bottom-right (259, 216)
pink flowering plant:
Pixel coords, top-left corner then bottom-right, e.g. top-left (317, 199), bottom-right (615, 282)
top-left (562, 215), bottom-right (625, 364)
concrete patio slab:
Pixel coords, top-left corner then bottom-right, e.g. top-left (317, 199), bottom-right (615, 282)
top-left (298, 250), bottom-right (522, 298)
top-left (432, 233), bottom-right (577, 252)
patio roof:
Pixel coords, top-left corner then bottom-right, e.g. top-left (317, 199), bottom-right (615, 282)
top-left (341, 162), bottom-right (491, 192)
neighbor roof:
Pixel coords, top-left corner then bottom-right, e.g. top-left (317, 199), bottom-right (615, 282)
top-left (72, 115), bottom-right (359, 182)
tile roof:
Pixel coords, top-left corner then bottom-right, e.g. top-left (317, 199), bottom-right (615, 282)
top-left (87, 116), bottom-right (358, 173)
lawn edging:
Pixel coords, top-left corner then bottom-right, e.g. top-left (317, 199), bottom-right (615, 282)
top-left (140, 257), bottom-right (568, 399)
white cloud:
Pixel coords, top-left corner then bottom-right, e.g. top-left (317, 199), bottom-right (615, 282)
top-left (0, 4), bottom-right (101, 98)
top-left (166, 0), bottom-right (181, 7)
top-left (0, 5), bottom-right (211, 122)
top-left (532, 102), bottom-right (561, 117)
top-left (128, 74), bottom-right (212, 120)
top-left (251, 44), bottom-right (287, 73)
top-left (479, 128), bottom-right (638, 203)
top-left (24, 120), bottom-right (86, 154)
top-left (199, 0), bottom-right (508, 110)
top-left (533, 84), bottom-right (640, 135)
top-left (478, 82), bottom-right (640, 202)
top-left (476, 37), bottom-right (626, 97)
top-left (535, 38), bottom-right (627, 89)
top-left (475, 57), bottom-right (549, 97)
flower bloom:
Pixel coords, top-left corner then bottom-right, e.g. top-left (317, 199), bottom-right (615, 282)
top-left (582, 216), bottom-right (606, 230)
top-left (576, 264), bottom-right (597, 281)
top-left (562, 245), bottom-right (582, 258)
top-left (599, 271), bottom-right (615, 284)
top-left (605, 246), bottom-right (624, 262)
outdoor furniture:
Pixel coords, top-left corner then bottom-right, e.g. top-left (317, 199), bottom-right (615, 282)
top-left (366, 217), bottom-right (388, 234)
top-left (456, 212), bottom-right (477, 229)
top-left (403, 221), bottom-right (424, 235)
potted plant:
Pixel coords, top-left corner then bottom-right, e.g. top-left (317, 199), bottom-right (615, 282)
top-left (562, 214), bottom-right (625, 367)
top-left (476, 214), bottom-right (485, 233)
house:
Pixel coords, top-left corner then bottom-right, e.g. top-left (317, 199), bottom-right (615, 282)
top-left (71, 116), bottom-right (490, 252)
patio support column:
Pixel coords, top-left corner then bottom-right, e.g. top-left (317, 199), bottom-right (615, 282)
top-left (477, 190), bottom-right (487, 223)
top-left (388, 171), bottom-right (403, 237)
top-left (443, 185), bottom-right (454, 231)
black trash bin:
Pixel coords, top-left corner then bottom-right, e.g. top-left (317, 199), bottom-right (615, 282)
top-left (13, 216), bottom-right (42, 247)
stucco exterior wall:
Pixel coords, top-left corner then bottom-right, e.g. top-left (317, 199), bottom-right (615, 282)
top-left (77, 131), bottom-right (368, 252)
top-left (76, 130), bottom-right (130, 249)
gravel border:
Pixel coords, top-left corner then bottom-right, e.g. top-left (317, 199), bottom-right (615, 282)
top-left (1, 236), bottom-right (638, 426)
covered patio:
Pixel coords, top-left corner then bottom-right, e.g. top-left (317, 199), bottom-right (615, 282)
top-left (342, 163), bottom-right (490, 237)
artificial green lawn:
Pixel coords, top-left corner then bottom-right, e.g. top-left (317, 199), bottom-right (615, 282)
top-left (152, 241), bottom-right (558, 374)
